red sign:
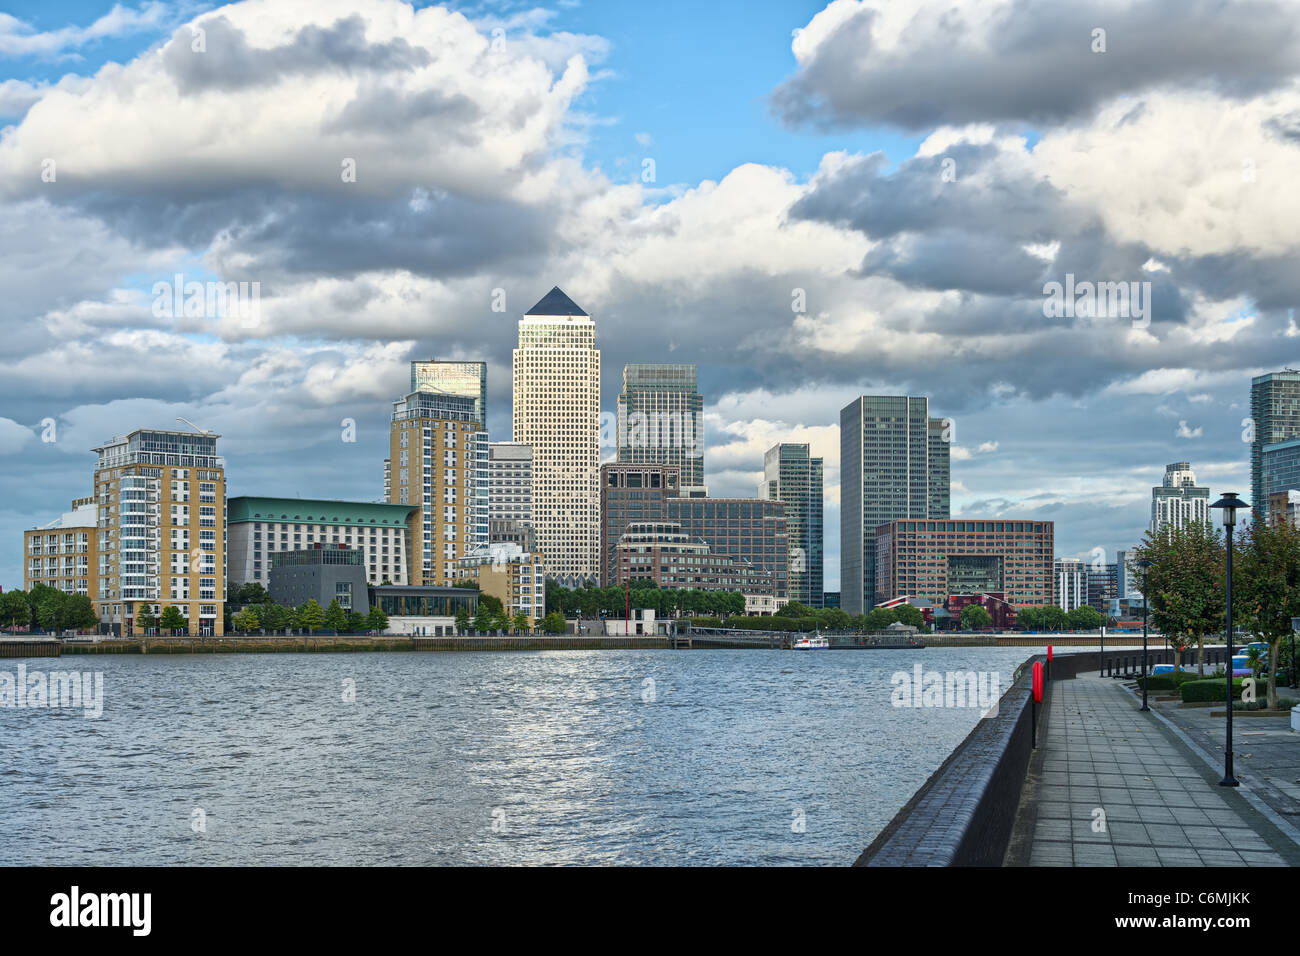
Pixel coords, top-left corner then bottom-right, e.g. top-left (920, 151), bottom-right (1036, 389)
top-left (1032, 661), bottom-right (1044, 702)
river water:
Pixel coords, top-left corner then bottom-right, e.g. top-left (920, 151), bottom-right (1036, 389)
top-left (1, 646), bottom-right (1045, 866)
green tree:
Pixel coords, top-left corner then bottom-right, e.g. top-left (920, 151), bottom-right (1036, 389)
top-left (893, 604), bottom-right (925, 628)
top-left (0, 589), bottom-right (29, 631)
top-left (454, 606), bottom-right (471, 634)
top-left (323, 599), bottom-right (348, 633)
top-left (865, 607), bottom-right (898, 630)
top-left (64, 594), bottom-right (97, 632)
top-left (36, 590), bottom-right (66, 631)
top-left (1235, 517), bottom-right (1300, 710)
top-left (540, 611), bottom-right (567, 634)
top-left (298, 599), bottom-right (326, 635)
top-left (1135, 522), bottom-right (1226, 676)
top-left (366, 605), bottom-right (389, 634)
top-left (961, 604), bottom-right (994, 630)
top-left (135, 603), bottom-right (158, 634)
top-left (346, 610), bottom-right (367, 633)
top-left (232, 605), bottom-right (261, 633)
top-left (158, 605), bottom-right (187, 635)
top-left (512, 611), bottom-right (531, 633)
top-left (474, 604), bottom-right (496, 633)
top-left (1066, 605), bottom-right (1106, 631)
top-left (261, 603), bottom-right (290, 634)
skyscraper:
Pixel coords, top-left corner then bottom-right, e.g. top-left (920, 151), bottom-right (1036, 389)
top-left (840, 396), bottom-right (950, 615)
top-left (488, 442), bottom-right (533, 548)
top-left (387, 391), bottom-right (487, 587)
top-left (409, 359), bottom-right (488, 427)
top-left (617, 363), bottom-right (704, 489)
top-left (761, 442), bottom-right (823, 607)
top-left (512, 287), bottom-right (601, 583)
top-left (1150, 462), bottom-right (1210, 533)
top-left (1250, 369), bottom-right (1300, 514)
top-left (91, 428), bottom-right (226, 636)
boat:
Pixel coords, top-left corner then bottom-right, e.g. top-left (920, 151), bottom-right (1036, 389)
top-left (791, 634), bottom-right (830, 650)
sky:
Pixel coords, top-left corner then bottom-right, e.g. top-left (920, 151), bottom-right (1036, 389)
top-left (0, 0), bottom-right (1297, 593)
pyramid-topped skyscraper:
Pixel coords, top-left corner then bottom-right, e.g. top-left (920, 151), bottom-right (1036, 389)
top-left (512, 288), bottom-right (601, 584)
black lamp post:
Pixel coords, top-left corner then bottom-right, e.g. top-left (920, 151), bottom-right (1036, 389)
top-left (1210, 492), bottom-right (1247, 788)
top-left (1138, 558), bottom-right (1153, 711)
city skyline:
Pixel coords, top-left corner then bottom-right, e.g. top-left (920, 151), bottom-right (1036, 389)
top-left (1, 0), bottom-right (1288, 595)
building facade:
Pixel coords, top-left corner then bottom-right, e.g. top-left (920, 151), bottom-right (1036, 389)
top-left (1266, 489), bottom-right (1300, 527)
top-left (1251, 370), bottom-right (1300, 515)
top-left (1086, 563), bottom-right (1119, 615)
top-left (488, 442), bottom-right (532, 524)
top-left (664, 496), bottom-right (788, 601)
top-left (512, 287), bottom-right (601, 584)
top-left (268, 544), bottom-right (370, 616)
top-left (453, 542), bottom-right (546, 625)
top-left (91, 428), bottom-right (226, 636)
top-left (227, 497), bottom-right (416, 588)
top-left (616, 363), bottom-right (704, 489)
top-left (761, 442), bottom-right (824, 607)
top-left (1054, 558), bottom-right (1086, 612)
top-left (369, 585), bottom-right (478, 636)
top-left (873, 518), bottom-right (1054, 609)
top-left (387, 391), bottom-right (487, 588)
top-left (24, 501), bottom-right (99, 600)
top-left (1150, 462), bottom-right (1210, 533)
top-left (600, 463), bottom-right (682, 586)
top-left (840, 396), bottom-right (951, 615)
top-left (409, 359), bottom-right (488, 427)
top-left (1261, 437), bottom-right (1300, 519)
top-left (611, 521), bottom-right (781, 598)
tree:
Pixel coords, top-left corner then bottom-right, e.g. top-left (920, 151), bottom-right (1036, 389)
top-left (893, 605), bottom-right (925, 628)
top-left (865, 607), bottom-right (898, 630)
top-left (0, 589), bottom-right (29, 631)
top-left (323, 599), bottom-right (349, 633)
top-left (454, 606), bottom-right (471, 634)
top-left (60, 594), bottom-right (96, 632)
top-left (1066, 605), bottom-right (1106, 631)
top-left (366, 605), bottom-right (389, 634)
top-left (158, 605), bottom-right (187, 636)
top-left (261, 603), bottom-right (290, 634)
top-left (35, 589), bottom-right (67, 631)
top-left (512, 611), bottom-right (530, 633)
top-left (961, 604), bottom-right (993, 630)
top-left (232, 606), bottom-right (261, 633)
top-left (346, 610), bottom-right (367, 634)
top-left (135, 603), bottom-right (158, 634)
top-left (1235, 517), bottom-right (1300, 711)
top-left (298, 599), bottom-right (325, 635)
top-left (1135, 522), bottom-right (1226, 676)
top-left (474, 604), bottom-right (496, 633)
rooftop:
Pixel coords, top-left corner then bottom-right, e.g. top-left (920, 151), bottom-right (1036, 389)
top-left (525, 286), bottom-right (588, 317)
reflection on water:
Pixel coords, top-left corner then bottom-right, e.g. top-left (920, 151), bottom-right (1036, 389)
top-left (1, 647), bottom-right (1041, 865)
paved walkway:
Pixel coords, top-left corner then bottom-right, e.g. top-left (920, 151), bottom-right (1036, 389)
top-left (1005, 673), bottom-right (1300, 866)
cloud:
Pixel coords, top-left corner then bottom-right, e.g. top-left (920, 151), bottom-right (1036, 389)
top-left (0, 3), bottom-right (170, 58)
top-left (774, 0), bottom-right (1300, 130)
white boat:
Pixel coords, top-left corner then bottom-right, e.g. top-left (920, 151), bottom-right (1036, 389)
top-left (792, 634), bottom-right (829, 649)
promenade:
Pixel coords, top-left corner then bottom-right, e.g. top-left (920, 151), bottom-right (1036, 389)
top-left (1005, 672), bottom-right (1300, 866)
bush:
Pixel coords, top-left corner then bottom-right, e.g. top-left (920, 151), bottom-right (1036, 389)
top-left (1180, 678), bottom-right (1256, 703)
top-left (1233, 697), bottom-right (1299, 711)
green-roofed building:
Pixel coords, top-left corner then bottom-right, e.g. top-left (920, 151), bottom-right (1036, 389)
top-left (227, 496), bottom-right (418, 589)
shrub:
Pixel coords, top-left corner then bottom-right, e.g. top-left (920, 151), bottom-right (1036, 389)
top-left (1180, 678), bottom-right (1256, 703)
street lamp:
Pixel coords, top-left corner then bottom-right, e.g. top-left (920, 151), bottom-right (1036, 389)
top-left (1138, 558), bottom-right (1153, 712)
top-left (1210, 492), bottom-right (1247, 788)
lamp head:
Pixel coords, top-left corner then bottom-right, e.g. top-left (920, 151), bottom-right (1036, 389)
top-left (1210, 492), bottom-right (1247, 528)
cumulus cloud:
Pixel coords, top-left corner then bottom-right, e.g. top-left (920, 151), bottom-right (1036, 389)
top-left (774, 0), bottom-right (1300, 130)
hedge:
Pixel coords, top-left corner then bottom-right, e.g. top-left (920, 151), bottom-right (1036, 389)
top-left (1180, 678), bottom-right (1257, 703)
top-left (1136, 672), bottom-right (1199, 692)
